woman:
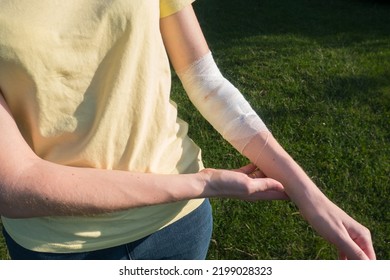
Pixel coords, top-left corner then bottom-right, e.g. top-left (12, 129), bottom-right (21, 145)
top-left (0, 0), bottom-right (375, 260)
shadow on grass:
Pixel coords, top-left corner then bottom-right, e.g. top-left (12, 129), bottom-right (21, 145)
top-left (195, 0), bottom-right (390, 44)
top-left (194, 0), bottom-right (390, 126)
top-left (193, 0), bottom-right (390, 259)
top-left (195, 0), bottom-right (390, 111)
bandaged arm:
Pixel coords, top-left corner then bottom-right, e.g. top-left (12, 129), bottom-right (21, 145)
top-left (177, 52), bottom-right (320, 207)
top-left (162, 5), bottom-right (375, 260)
top-left (177, 52), bottom-right (270, 154)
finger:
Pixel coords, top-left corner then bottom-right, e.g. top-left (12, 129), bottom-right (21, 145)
top-left (343, 223), bottom-right (376, 260)
top-left (234, 163), bottom-right (257, 174)
top-left (252, 190), bottom-right (290, 201)
top-left (248, 169), bottom-right (266, 179)
top-left (251, 178), bottom-right (290, 200)
top-left (363, 243), bottom-right (377, 260)
top-left (337, 235), bottom-right (370, 260)
top-left (349, 228), bottom-right (377, 260)
top-left (352, 236), bottom-right (376, 260)
top-left (255, 178), bottom-right (285, 192)
top-left (338, 251), bottom-right (347, 260)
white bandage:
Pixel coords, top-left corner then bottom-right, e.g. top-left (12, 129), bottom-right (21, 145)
top-left (177, 52), bottom-right (269, 153)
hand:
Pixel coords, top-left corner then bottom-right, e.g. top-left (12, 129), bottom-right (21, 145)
top-left (301, 198), bottom-right (376, 260)
top-left (200, 163), bottom-right (289, 201)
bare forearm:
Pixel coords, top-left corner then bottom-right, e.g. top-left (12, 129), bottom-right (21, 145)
top-left (0, 92), bottom-right (204, 219)
top-left (0, 78), bottom-right (285, 220)
top-left (242, 133), bottom-right (328, 213)
top-left (1, 158), bottom-right (205, 219)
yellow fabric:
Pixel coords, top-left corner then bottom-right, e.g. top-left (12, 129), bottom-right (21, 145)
top-left (0, 0), bottom-right (203, 253)
top-left (160, 0), bottom-right (195, 18)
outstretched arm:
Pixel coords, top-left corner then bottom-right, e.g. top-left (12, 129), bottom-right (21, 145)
top-left (160, 4), bottom-right (375, 260)
top-left (0, 90), bottom-right (285, 218)
top-left (0, 92), bottom-right (204, 217)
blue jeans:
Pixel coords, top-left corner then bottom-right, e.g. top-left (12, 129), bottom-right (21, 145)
top-left (3, 199), bottom-right (213, 260)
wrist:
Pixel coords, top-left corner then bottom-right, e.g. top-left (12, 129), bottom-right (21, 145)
top-left (293, 186), bottom-right (330, 220)
top-left (196, 168), bottom-right (217, 198)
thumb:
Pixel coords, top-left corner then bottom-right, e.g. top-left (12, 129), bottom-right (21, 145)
top-left (251, 178), bottom-right (289, 200)
top-left (256, 177), bottom-right (285, 192)
top-left (234, 163), bottom-right (258, 174)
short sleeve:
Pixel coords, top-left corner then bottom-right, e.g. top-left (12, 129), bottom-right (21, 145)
top-left (160, 0), bottom-right (195, 18)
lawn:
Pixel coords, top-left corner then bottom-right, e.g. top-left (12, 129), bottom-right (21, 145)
top-left (172, 0), bottom-right (390, 259)
top-left (1, 0), bottom-right (389, 259)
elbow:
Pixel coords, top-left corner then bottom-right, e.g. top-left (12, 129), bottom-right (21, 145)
top-left (0, 185), bottom-right (35, 219)
top-left (0, 198), bottom-right (37, 219)
top-left (0, 204), bottom-right (22, 219)
top-left (0, 157), bottom-right (44, 219)
top-left (0, 211), bottom-right (24, 219)
top-left (0, 187), bottom-right (24, 219)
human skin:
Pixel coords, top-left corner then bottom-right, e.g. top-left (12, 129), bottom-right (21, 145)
top-left (0, 4), bottom-right (375, 260)
top-left (161, 5), bottom-right (375, 260)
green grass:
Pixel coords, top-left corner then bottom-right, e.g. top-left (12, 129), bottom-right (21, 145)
top-left (1, 0), bottom-right (389, 260)
top-left (172, 0), bottom-right (390, 259)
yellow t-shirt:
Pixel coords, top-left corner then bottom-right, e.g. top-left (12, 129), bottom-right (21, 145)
top-left (0, 0), bottom-right (204, 253)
